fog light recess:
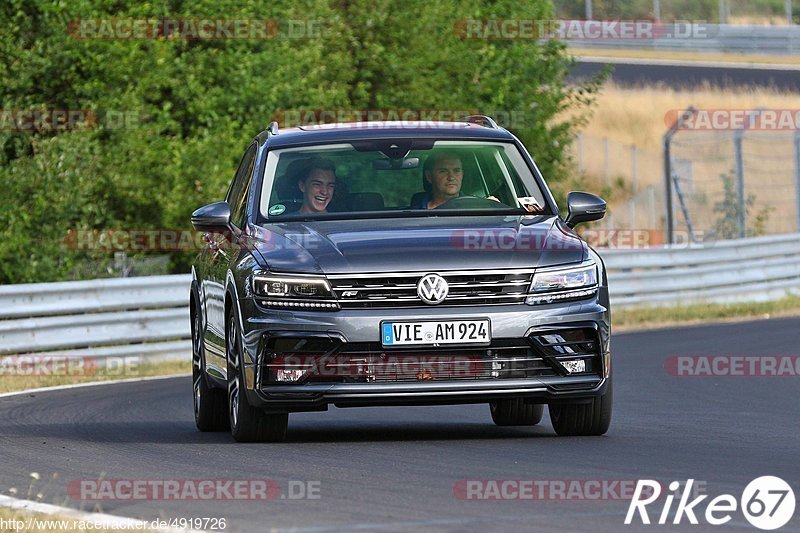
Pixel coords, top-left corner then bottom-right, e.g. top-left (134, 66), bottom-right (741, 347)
top-left (561, 359), bottom-right (586, 374)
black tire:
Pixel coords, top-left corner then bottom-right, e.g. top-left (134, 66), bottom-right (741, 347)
top-left (490, 399), bottom-right (544, 426)
top-left (548, 376), bottom-right (613, 436)
top-left (226, 312), bottom-right (288, 443)
top-left (192, 296), bottom-right (228, 432)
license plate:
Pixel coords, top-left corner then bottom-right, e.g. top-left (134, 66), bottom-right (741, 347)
top-left (381, 319), bottom-right (490, 346)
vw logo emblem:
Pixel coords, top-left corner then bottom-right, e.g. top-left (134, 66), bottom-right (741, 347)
top-left (417, 273), bottom-right (449, 305)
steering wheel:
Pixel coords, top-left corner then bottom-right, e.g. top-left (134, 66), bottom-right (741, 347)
top-left (434, 195), bottom-right (510, 210)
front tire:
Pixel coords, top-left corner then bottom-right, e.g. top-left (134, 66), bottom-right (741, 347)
top-left (489, 399), bottom-right (544, 426)
top-left (226, 312), bottom-right (288, 442)
top-left (192, 297), bottom-right (228, 432)
top-left (548, 376), bottom-right (613, 436)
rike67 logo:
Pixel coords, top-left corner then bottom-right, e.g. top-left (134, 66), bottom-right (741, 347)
top-left (626, 477), bottom-right (795, 530)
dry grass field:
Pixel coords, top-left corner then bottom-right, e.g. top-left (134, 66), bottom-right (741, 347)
top-left (564, 83), bottom-right (799, 234)
top-left (0, 359), bottom-right (190, 394)
top-left (576, 82), bottom-right (799, 150)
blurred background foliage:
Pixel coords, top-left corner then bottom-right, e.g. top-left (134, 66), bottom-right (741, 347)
top-left (0, 0), bottom-right (602, 283)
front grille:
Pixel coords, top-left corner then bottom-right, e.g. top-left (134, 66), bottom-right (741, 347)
top-left (257, 327), bottom-right (604, 387)
top-left (260, 339), bottom-right (559, 385)
top-left (328, 269), bottom-right (535, 309)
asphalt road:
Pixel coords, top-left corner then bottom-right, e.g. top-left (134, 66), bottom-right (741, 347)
top-left (2, 317), bottom-right (799, 532)
top-left (570, 60), bottom-right (800, 90)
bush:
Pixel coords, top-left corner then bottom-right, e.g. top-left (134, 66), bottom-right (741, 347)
top-left (0, 0), bottom-right (603, 282)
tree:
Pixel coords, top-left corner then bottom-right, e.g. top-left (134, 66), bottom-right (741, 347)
top-left (713, 171), bottom-right (773, 240)
top-left (0, 0), bottom-right (603, 283)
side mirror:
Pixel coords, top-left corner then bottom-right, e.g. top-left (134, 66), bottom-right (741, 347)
top-left (565, 191), bottom-right (606, 229)
top-left (191, 201), bottom-right (232, 232)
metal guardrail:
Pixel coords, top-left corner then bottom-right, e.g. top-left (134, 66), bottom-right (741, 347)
top-left (1, 234), bottom-right (799, 361)
top-left (604, 234), bottom-right (800, 307)
top-left (568, 23), bottom-right (800, 55)
top-left (0, 274), bottom-right (192, 360)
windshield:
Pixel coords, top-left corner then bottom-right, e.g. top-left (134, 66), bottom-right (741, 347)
top-left (259, 140), bottom-right (549, 220)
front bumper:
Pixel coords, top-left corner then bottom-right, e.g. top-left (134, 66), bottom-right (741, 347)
top-left (255, 376), bottom-right (608, 411)
top-left (237, 292), bottom-right (611, 412)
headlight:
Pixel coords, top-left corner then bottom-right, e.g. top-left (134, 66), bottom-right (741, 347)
top-left (526, 261), bottom-right (598, 305)
top-left (253, 273), bottom-right (339, 310)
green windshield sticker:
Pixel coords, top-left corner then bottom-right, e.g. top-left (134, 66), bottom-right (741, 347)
top-left (268, 204), bottom-right (286, 216)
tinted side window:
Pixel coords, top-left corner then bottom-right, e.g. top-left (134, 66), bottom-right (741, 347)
top-left (227, 144), bottom-right (257, 229)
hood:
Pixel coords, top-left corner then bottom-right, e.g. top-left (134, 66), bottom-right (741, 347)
top-left (247, 215), bottom-right (586, 275)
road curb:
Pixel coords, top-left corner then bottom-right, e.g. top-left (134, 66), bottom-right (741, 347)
top-left (0, 494), bottom-right (203, 533)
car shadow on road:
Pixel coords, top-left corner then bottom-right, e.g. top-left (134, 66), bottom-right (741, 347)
top-left (284, 421), bottom-right (557, 442)
top-left (3, 420), bottom-right (561, 444)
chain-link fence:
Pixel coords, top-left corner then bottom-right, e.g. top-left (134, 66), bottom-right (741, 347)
top-left (569, 133), bottom-right (667, 236)
top-left (569, 124), bottom-right (800, 244)
top-left (667, 129), bottom-right (800, 241)
top-left (573, 133), bottom-right (662, 190)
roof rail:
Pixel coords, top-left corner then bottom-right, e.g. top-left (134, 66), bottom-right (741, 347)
top-left (267, 121), bottom-right (279, 135)
top-left (464, 115), bottom-right (500, 129)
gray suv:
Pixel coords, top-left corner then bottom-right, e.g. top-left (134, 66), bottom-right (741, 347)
top-left (190, 117), bottom-right (612, 442)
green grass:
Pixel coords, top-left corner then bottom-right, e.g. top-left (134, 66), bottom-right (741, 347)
top-left (613, 294), bottom-right (800, 330)
top-left (0, 359), bottom-right (190, 395)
